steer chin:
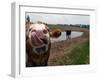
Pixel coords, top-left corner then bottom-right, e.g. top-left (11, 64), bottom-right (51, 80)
top-left (26, 39), bottom-right (51, 67)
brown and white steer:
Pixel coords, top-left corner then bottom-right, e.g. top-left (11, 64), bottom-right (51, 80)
top-left (26, 21), bottom-right (61, 67)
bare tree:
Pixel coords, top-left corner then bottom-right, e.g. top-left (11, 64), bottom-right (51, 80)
top-left (26, 15), bottom-right (30, 23)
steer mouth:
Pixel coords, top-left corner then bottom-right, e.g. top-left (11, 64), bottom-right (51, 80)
top-left (41, 38), bottom-right (48, 44)
top-left (31, 32), bottom-right (49, 54)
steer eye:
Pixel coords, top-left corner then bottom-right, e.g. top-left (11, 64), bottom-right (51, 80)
top-left (43, 29), bottom-right (48, 34)
top-left (29, 28), bottom-right (32, 31)
top-left (32, 30), bottom-right (36, 32)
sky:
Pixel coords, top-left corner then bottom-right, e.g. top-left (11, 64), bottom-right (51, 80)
top-left (26, 13), bottom-right (90, 25)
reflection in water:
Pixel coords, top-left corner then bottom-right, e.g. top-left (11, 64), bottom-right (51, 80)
top-left (51, 31), bottom-right (83, 43)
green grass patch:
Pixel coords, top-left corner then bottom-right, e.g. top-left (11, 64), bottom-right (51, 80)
top-left (55, 40), bottom-right (89, 65)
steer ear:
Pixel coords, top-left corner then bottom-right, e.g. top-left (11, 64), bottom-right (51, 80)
top-left (50, 29), bottom-right (62, 38)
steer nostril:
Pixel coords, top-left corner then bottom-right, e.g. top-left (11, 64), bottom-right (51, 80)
top-left (43, 29), bottom-right (48, 34)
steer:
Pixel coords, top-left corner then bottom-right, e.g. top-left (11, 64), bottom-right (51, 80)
top-left (66, 30), bottom-right (71, 39)
top-left (26, 21), bottom-right (61, 67)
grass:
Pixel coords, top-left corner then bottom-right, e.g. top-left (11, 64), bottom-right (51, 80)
top-left (54, 40), bottom-right (89, 65)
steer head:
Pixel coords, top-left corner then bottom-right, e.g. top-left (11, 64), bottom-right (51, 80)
top-left (26, 21), bottom-right (61, 55)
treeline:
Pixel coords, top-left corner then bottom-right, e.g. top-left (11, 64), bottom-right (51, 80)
top-left (48, 24), bottom-right (90, 29)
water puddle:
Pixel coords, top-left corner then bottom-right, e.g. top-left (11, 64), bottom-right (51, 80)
top-left (51, 31), bottom-right (83, 43)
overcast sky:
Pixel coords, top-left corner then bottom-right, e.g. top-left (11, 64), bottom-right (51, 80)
top-left (26, 13), bottom-right (90, 25)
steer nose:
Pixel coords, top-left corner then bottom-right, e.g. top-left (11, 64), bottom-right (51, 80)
top-left (36, 31), bottom-right (46, 39)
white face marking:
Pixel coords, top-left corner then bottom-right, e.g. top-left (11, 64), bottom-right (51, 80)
top-left (30, 24), bottom-right (46, 30)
